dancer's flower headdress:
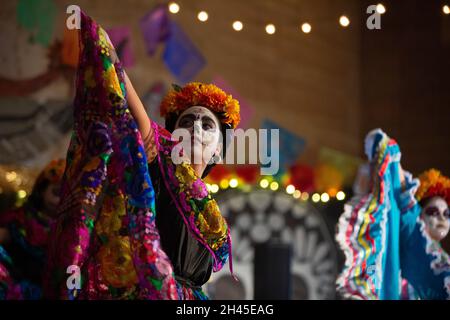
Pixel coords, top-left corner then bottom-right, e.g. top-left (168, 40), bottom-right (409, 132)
top-left (416, 169), bottom-right (450, 205)
top-left (160, 82), bottom-right (240, 129)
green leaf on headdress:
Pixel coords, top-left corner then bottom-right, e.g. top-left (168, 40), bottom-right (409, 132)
top-left (172, 84), bottom-right (182, 92)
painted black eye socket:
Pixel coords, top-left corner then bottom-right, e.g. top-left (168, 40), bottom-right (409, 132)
top-left (202, 118), bottom-right (216, 131)
top-left (444, 209), bottom-right (450, 219)
top-left (178, 117), bottom-right (194, 128)
top-left (203, 123), bottom-right (213, 130)
top-left (178, 114), bottom-right (217, 131)
top-left (425, 207), bottom-right (450, 219)
top-left (425, 207), bottom-right (440, 217)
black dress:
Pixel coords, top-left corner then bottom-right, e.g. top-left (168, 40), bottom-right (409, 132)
top-left (148, 160), bottom-right (213, 290)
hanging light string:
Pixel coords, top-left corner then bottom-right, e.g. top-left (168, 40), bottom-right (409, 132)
top-left (205, 175), bottom-right (346, 204)
top-left (165, 2), bottom-right (441, 36)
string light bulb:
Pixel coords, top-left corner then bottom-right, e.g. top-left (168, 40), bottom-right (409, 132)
top-left (336, 191), bottom-right (346, 201)
top-left (301, 23), bottom-right (312, 34)
top-left (376, 3), bottom-right (386, 14)
top-left (198, 11), bottom-right (209, 22)
top-left (286, 184), bottom-right (296, 195)
top-left (220, 179), bottom-right (229, 189)
top-left (17, 190), bottom-right (27, 199)
top-left (210, 184), bottom-right (219, 193)
top-left (260, 179), bottom-right (269, 189)
top-left (321, 193), bottom-right (330, 203)
top-left (270, 181), bottom-right (279, 191)
top-left (233, 21), bottom-right (243, 31)
top-left (312, 193), bottom-right (320, 203)
top-left (444, 5), bottom-right (450, 15)
top-left (265, 24), bottom-right (276, 35)
top-left (339, 15), bottom-right (350, 27)
top-left (168, 2), bottom-right (180, 14)
top-left (229, 178), bottom-right (238, 188)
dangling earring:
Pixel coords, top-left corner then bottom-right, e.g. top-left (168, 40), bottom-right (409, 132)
top-left (210, 153), bottom-right (222, 164)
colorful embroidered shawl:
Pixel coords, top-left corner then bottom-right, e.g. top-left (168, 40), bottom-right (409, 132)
top-left (44, 11), bottom-right (177, 299)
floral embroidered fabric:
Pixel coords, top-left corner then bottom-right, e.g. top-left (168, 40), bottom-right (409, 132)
top-left (43, 11), bottom-right (231, 300)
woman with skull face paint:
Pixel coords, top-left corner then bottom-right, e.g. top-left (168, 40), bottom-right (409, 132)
top-left (0, 159), bottom-right (65, 299)
top-left (415, 170), bottom-right (450, 243)
top-left (44, 12), bottom-right (238, 300)
top-left (336, 129), bottom-right (450, 300)
top-left (137, 84), bottom-right (239, 299)
top-left (398, 169), bottom-right (450, 299)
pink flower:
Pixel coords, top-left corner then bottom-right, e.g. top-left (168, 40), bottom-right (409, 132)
top-left (191, 179), bottom-right (208, 200)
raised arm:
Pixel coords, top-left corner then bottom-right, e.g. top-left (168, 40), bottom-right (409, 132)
top-left (103, 31), bottom-right (151, 141)
top-left (123, 72), bottom-right (151, 140)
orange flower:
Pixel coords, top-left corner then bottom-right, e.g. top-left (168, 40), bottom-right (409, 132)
top-left (160, 82), bottom-right (240, 129)
top-left (416, 169), bottom-right (450, 205)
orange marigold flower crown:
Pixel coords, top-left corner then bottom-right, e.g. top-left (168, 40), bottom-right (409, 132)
top-left (416, 169), bottom-right (450, 206)
top-left (160, 82), bottom-right (240, 129)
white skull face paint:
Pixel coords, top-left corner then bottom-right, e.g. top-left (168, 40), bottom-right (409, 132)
top-left (420, 196), bottom-right (450, 242)
top-left (174, 106), bottom-right (222, 165)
